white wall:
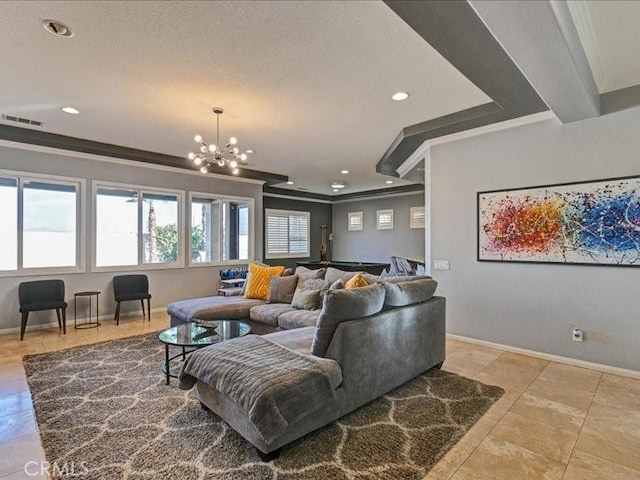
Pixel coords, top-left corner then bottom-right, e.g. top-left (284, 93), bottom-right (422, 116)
top-left (332, 193), bottom-right (425, 269)
top-left (430, 105), bottom-right (640, 371)
top-left (0, 144), bottom-right (263, 332)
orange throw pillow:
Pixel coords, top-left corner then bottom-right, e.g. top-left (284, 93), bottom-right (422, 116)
top-left (244, 263), bottom-right (285, 300)
top-left (345, 273), bottom-right (369, 289)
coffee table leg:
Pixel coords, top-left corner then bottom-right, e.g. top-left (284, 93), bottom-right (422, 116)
top-left (165, 344), bottom-right (170, 385)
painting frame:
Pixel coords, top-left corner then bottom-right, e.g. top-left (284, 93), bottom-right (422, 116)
top-left (477, 175), bottom-right (640, 268)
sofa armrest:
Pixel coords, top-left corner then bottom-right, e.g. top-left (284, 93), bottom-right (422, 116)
top-left (324, 296), bottom-right (446, 412)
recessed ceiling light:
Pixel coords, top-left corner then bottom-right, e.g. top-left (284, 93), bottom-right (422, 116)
top-left (340, 169), bottom-right (349, 175)
top-left (331, 182), bottom-right (345, 189)
top-left (333, 189), bottom-right (339, 193)
top-left (392, 92), bottom-right (409, 101)
top-left (286, 181), bottom-right (294, 185)
top-left (245, 149), bottom-right (254, 154)
top-left (61, 107), bottom-right (80, 115)
top-left (386, 180), bottom-right (394, 184)
top-left (42, 19), bottom-right (73, 37)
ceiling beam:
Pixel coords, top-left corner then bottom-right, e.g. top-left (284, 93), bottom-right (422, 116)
top-left (378, 0), bottom-right (548, 176)
top-left (468, 0), bottom-right (600, 123)
top-left (0, 124), bottom-right (288, 185)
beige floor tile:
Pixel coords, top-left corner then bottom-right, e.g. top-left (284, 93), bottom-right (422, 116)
top-left (592, 373), bottom-right (640, 412)
top-left (442, 357), bottom-right (488, 378)
top-left (0, 392), bottom-right (34, 417)
top-left (0, 434), bottom-right (45, 477)
top-left (575, 423), bottom-right (640, 471)
top-left (450, 465), bottom-right (494, 480)
top-left (493, 352), bottom-right (549, 372)
top-left (537, 363), bottom-right (601, 394)
top-left (447, 347), bottom-right (502, 369)
top-left (525, 378), bottom-right (594, 411)
top-left (464, 435), bottom-right (565, 480)
top-left (0, 411), bottom-right (37, 443)
top-left (0, 468), bottom-right (48, 479)
top-left (0, 374), bottom-right (29, 397)
top-left (509, 392), bottom-right (587, 433)
top-left (483, 392), bottom-right (520, 422)
top-left (446, 338), bottom-right (467, 352)
top-left (563, 449), bottom-right (640, 480)
top-left (429, 440), bottom-right (477, 480)
top-left (459, 415), bottom-right (497, 447)
top-left (584, 402), bottom-right (640, 439)
top-left (473, 362), bottom-right (539, 395)
top-left (490, 411), bottom-right (578, 463)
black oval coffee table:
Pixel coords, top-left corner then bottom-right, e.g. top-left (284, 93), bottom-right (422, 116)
top-left (158, 320), bottom-right (251, 385)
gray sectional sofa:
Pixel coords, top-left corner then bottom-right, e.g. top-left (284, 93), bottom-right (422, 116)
top-left (173, 267), bottom-right (446, 459)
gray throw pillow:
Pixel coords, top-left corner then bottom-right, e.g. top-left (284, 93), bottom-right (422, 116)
top-left (381, 275), bottom-right (432, 284)
top-left (382, 278), bottom-right (438, 307)
top-left (291, 278), bottom-right (326, 310)
top-left (311, 283), bottom-right (385, 357)
top-left (294, 266), bottom-right (326, 286)
top-left (324, 267), bottom-right (364, 285)
top-left (266, 274), bottom-right (299, 304)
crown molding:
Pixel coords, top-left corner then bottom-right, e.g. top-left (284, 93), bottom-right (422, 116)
top-left (0, 123), bottom-right (287, 185)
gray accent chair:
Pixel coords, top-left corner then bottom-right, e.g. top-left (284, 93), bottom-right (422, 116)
top-left (18, 280), bottom-right (67, 341)
top-left (113, 274), bottom-right (151, 325)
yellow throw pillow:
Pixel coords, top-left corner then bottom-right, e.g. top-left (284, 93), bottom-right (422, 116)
top-left (345, 273), bottom-right (369, 289)
top-left (244, 263), bottom-right (285, 300)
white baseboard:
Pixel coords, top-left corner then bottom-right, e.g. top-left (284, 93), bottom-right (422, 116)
top-left (0, 307), bottom-right (166, 336)
top-left (447, 333), bottom-right (640, 380)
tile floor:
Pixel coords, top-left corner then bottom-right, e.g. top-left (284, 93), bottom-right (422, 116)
top-left (0, 313), bottom-right (639, 479)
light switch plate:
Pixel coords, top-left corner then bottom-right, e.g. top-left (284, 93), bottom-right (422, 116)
top-left (434, 260), bottom-right (450, 270)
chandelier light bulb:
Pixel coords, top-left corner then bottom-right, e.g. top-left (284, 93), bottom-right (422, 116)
top-left (188, 108), bottom-right (249, 176)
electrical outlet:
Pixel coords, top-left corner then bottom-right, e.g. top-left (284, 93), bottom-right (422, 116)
top-left (572, 327), bottom-right (583, 342)
top-left (434, 260), bottom-right (450, 270)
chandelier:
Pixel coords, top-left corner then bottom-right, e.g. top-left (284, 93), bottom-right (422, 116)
top-left (188, 108), bottom-right (252, 175)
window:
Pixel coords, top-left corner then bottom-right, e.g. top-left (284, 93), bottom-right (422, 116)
top-left (410, 206), bottom-right (426, 229)
top-left (265, 209), bottom-right (310, 259)
top-left (0, 171), bottom-right (83, 275)
top-left (190, 194), bottom-right (254, 265)
top-left (376, 209), bottom-right (394, 230)
top-left (94, 183), bottom-right (183, 270)
top-left (348, 211), bottom-right (363, 231)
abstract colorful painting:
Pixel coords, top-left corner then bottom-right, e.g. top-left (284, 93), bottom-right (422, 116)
top-left (478, 176), bottom-right (640, 266)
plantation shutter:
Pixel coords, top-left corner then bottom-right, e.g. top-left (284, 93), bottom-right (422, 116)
top-left (265, 209), bottom-right (310, 258)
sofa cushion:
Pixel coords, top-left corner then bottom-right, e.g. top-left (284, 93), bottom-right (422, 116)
top-left (294, 266), bottom-right (326, 285)
top-left (167, 296), bottom-right (264, 323)
top-left (266, 274), bottom-right (298, 304)
top-left (291, 278), bottom-right (325, 310)
top-left (311, 283), bottom-right (386, 357)
top-left (382, 278), bottom-right (438, 308)
top-left (277, 309), bottom-right (321, 330)
top-left (244, 263), bottom-right (285, 300)
top-left (381, 275), bottom-right (432, 284)
top-left (266, 327), bottom-right (343, 389)
top-left (324, 267), bottom-right (363, 285)
top-left (345, 273), bottom-right (368, 289)
top-left (249, 303), bottom-right (296, 326)
top-left (362, 273), bottom-right (381, 284)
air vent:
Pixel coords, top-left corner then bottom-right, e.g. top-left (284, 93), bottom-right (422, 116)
top-left (1, 114), bottom-right (43, 127)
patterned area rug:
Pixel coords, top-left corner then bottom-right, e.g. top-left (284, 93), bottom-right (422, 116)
top-left (24, 333), bottom-right (503, 480)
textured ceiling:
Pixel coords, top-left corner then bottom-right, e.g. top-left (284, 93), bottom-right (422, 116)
top-left (0, 0), bottom-right (490, 195)
top-left (568, 1), bottom-right (640, 93)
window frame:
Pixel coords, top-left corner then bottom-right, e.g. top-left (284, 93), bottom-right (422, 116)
top-left (376, 209), bottom-right (394, 230)
top-left (187, 191), bottom-right (255, 267)
top-left (265, 208), bottom-right (311, 259)
top-left (348, 211), bottom-right (364, 231)
top-left (410, 206), bottom-right (426, 229)
top-left (0, 169), bottom-right (86, 278)
top-left (92, 181), bottom-right (185, 273)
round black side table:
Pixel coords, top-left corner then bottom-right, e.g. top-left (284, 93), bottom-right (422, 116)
top-left (74, 291), bottom-right (101, 329)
